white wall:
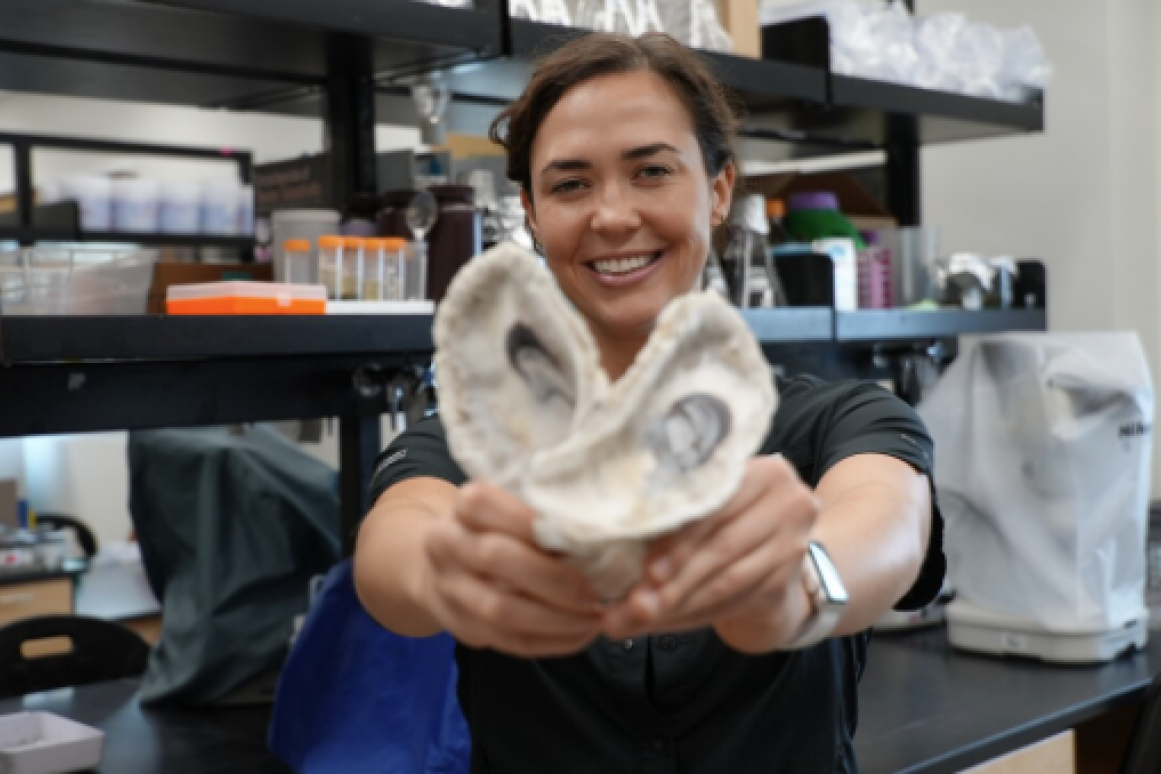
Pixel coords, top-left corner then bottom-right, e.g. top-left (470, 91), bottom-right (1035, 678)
top-left (23, 433), bottom-right (131, 546)
top-left (0, 438), bottom-right (24, 494)
top-left (920, 0), bottom-right (1161, 496)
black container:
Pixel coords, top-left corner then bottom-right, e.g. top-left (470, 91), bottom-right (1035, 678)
top-left (775, 251), bottom-right (834, 307)
top-left (341, 192), bottom-right (382, 237)
top-left (427, 185), bottom-right (482, 304)
top-left (376, 189), bottom-right (417, 239)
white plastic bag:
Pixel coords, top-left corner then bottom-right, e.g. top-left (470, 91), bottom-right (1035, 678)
top-left (918, 333), bottom-right (1154, 631)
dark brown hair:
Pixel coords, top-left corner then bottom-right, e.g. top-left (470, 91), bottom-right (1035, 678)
top-left (489, 32), bottom-right (741, 198)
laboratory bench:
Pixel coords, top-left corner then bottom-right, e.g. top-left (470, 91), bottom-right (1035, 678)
top-left (1, 626), bottom-right (1156, 773)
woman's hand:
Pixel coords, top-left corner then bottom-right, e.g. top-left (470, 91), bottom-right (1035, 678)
top-left (602, 455), bottom-right (820, 653)
top-left (421, 481), bottom-right (605, 658)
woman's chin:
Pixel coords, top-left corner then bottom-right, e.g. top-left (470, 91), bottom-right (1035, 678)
top-left (591, 303), bottom-right (665, 338)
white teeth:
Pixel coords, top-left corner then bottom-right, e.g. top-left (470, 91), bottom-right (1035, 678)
top-left (593, 253), bottom-right (656, 275)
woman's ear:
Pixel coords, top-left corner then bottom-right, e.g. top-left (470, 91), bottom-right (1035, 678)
top-left (521, 188), bottom-right (540, 248)
top-left (711, 161), bottom-right (737, 225)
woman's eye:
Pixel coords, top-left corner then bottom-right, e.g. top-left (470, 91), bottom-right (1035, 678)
top-left (637, 165), bottom-right (673, 181)
top-left (550, 179), bottom-right (585, 195)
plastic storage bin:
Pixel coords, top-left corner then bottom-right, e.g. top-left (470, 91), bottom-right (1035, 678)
top-left (166, 281), bottom-right (326, 315)
top-left (0, 711), bottom-right (105, 774)
top-left (0, 247), bottom-right (158, 315)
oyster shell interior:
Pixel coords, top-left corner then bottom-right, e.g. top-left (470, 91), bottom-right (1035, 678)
top-left (434, 243), bottom-right (778, 598)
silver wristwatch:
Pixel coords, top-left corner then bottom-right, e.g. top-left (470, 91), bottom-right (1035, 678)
top-left (784, 541), bottom-right (848, 650)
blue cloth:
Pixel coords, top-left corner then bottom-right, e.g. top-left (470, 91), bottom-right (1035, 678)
top-left (269, 559), bottom-right (470, 773)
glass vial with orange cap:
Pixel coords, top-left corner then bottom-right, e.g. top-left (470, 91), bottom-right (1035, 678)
top-left (283, 239), bottom-right (313, 285)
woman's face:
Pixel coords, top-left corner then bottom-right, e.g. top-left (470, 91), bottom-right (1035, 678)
top-left (524, 69), bottom-right (734, 339)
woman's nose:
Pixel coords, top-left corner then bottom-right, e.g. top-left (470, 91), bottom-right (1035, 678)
top-left (590, 182), bottom-right (642, 235)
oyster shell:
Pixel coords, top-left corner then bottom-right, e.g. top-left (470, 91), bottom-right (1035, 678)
top-left (525, 292), bottom-right (777, 597)
top-left (434, 242), bottom-right (605, 490)
top-left (434, 243), bottom-right (778, 599)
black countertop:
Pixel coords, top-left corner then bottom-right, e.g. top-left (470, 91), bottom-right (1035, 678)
top-left (0, 679), bottom-right (288, 773)
top-left (0, 565), bottom-right (83, 587)
top-left (856, 626), bottom-right (1161, 774)
top-left (1, 628), bottom-right (1157, 773)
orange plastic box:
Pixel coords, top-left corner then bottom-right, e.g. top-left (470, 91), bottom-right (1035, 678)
top-left (166, 281), bottom-right (327, 315)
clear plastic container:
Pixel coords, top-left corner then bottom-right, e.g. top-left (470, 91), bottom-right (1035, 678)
top-left (317, 235), bottom-right (344, 300)
top-left (363, 237), bottom-right (407, 301)
top-left (158, 179), bottom-right (202, 234)
top-left (199, 177), bottom-right (241, 235)
top-left (341, 237), bottom-right (365, 300)
top-left (59, 176), bottom-right (113, 232)
top-left (111, 178), bottom-right (160, 233)
top-left (0, 247), bottom-right (158, 315)
top-left (270, 209), bottom-right (340, 284)
top-left (283, 239), bottom-right (313, 285)
top-left (405, 240), bottom-right (428, 301)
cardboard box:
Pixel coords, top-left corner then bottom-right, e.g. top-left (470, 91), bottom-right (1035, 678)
top-left (0, 480), bottom-right (16, 530)
top-left (744, 171), bottom-right (898, 233)
top-left (717, 0), bottom-right (761, 59)
top-left (147, 262), bottom-right (273, 314)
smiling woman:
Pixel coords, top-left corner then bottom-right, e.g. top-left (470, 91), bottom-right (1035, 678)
top-left (490, 34), bottom-right (739, 379)
top-left (354, 31), bottom-right (945, 774)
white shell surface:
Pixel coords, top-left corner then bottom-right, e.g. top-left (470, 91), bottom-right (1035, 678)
top-left (527, 292), bottom-right (777, 552)
top-left (434, 243), bottom-right (778, 598)
top-left (433, 243), bottom-right (604, 490)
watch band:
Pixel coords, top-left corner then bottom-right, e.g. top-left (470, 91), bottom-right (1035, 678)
top-left (783, 541), bottom-right (847, 650)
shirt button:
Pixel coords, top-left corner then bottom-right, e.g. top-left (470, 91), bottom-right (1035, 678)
top-left (660, 635), bottom-right (677, 651)
top-left (622, 639), bottom-right (634, 652)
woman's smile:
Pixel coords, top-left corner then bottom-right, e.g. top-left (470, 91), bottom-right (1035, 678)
top-left (585, 249), bottom-right (665, 286)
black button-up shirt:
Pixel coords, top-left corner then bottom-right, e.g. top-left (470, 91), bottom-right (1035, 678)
top-left (369, 375), bottom-right (945, 773)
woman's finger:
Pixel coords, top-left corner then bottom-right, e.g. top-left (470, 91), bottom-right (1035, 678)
top-left (641, 547), bottom-right (799, 634)
top-left (641, 457), bottom-right (795, 585)
top-left (472, 533), bottom-right (603, 613)
top-left (455, 482), bottom-right (540, 542)
top-left (430, 505), bottom-right (601, 615)
top-left (604, 534), bottom-right (777, 638)
top-left (436, 568), bottom-right (601, 639)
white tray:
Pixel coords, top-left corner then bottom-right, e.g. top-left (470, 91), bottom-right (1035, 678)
top-left (947, 600), bottom-right (1149, 664)
top-left (0, 711), bottom-right (105, 774)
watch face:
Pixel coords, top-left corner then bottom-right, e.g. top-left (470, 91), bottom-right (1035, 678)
top-left (808, 542), bottom-right (849, 606)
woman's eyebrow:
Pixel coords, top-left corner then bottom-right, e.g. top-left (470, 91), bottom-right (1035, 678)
top-left (622, 142), bottom-right (679, 160)
top-left (538, 142), bottom-right (680, 178)
top-left (539, 158), bottom-right (591, 177)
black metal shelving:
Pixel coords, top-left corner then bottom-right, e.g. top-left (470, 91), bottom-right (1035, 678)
top-left (0, 315), bottom-right (435, 364)
top-left (1, 308), bottom-right (1051, 365)
top-left (742, 307), bottom-right (832, 343)
top-left (835, 308), bottom-right (1047, 342)
top-left (822, 75), bottom-right (1044, 147)
top-left (0, 0), bottom-right (504, 107)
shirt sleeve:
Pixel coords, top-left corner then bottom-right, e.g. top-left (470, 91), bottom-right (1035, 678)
top-left (366, 415), bottom-right (467, 510)
top-left (773, 376), bottom-right (946, 611)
